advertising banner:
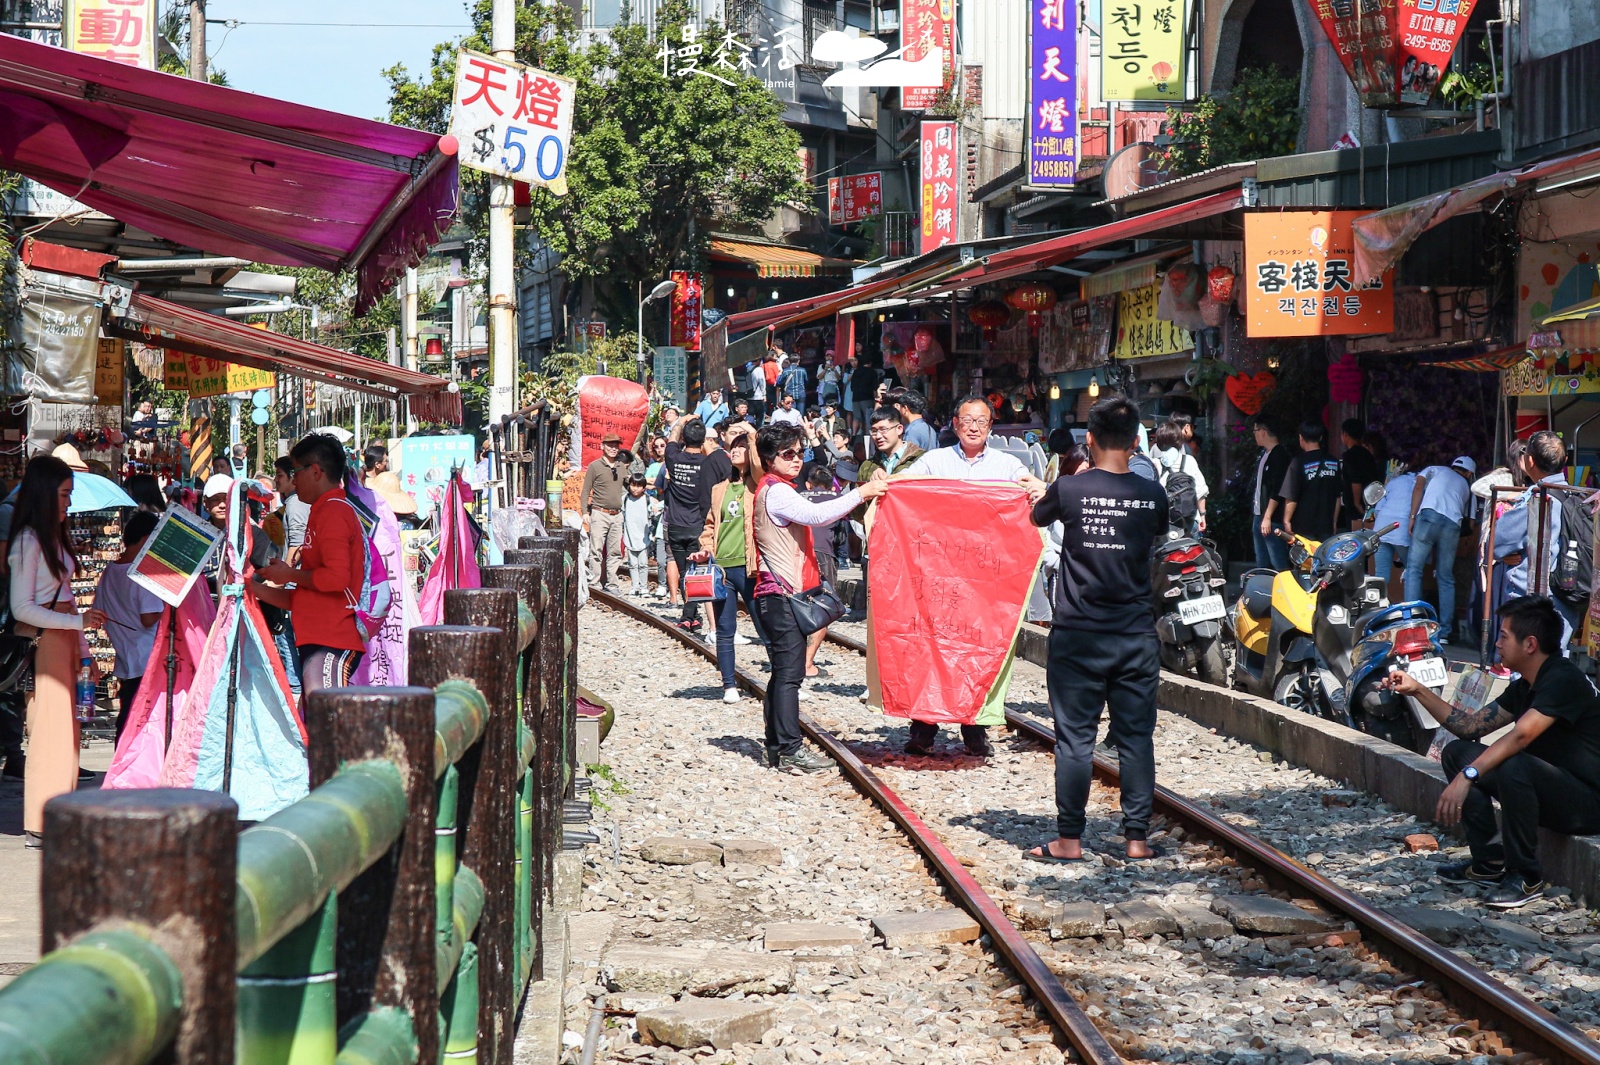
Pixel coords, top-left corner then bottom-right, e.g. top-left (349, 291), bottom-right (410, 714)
top-left (1102, 0), bottom-right (1186, 101)
top-left (1029, 0), bottom-right (1079, 185)
top-left (919, 120), bottom-right (958, 255)
top-left (1244, 212), bottom-right (1394, 337)
top-left (901, 0), bottom-right (956, 109)
top-left (449, 49), bottom-right (576, 194)
top-left (827, 173), bottom-right (884, 224)
top-left (1113, 283), bottom-right (1193, 360)
top-left (669, 270), bottom-right (703, 351)
top-left (182, 357), bottom-right (276, 400)
top-left (394, 434), bottom-right (477, 517)
top-left (65, 0), bottom-right (156, 69)
top-left (1311, 0), bottom-right (1477, 107)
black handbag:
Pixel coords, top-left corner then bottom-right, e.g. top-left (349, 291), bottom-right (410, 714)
top-left (771, 569), bottom-right (847, 636)
top-left (0, 572), bottom-right (50, 695)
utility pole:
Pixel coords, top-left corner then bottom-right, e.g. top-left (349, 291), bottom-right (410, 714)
top-left (187, 0), bottom-right (205, 80)
top-left (402, 268), bottom-right (419, 435)
top-left (486, 0), bottom-right (517, 424)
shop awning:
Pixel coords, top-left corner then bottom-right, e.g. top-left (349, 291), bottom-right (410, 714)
top-left (1079, 248), bottom-right (1189, 299)
top-left (723, 258), bottom-right (966, 334)
top-left (0, 34), bottom-right (458, 315)
top-left (709, 239), bottom-right (855, 278)
top-left (1351, 145), bottom-right (1600, 286)
top-left (1429, 345), bottom-right (1533, 372)
top-left (106, 294), bottom-right (462, 423)
top-left (1543, 293), bottom-right (1600, 326)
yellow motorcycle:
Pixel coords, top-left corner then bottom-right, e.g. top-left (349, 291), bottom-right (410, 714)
top-left (1227, 532), bottom-right (1322, 702)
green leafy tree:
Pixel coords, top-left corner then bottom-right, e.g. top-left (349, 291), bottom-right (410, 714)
top-left (384, 0), bottom-right (806, 330)
top-left (155, 1), bottom-right (228, 84)
top-left (1151, 67), bottom-right (1300, 178)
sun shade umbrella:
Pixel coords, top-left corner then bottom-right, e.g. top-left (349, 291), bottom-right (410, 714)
top-left (69, 471), bottom-right (136, 513)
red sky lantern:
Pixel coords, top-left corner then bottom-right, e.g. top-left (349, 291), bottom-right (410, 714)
top-left (1005, 283), bottom-right (1058, 335)
top-left (967, 299), bottom-right (1010, 345)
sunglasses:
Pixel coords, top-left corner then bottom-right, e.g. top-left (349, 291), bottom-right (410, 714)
top-left (775, 447), bottom-right (803, 461)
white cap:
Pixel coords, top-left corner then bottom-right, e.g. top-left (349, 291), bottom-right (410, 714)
top-left (203, 474), bottom-right (233, 498)
top-left (1451, 455), bottom-right (1477, 475)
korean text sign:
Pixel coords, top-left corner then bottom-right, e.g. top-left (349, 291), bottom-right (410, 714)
top-left (65, 0), bottom-right (156, 69)
top-left (1102, 0), bottom-right (1186, 102)
top-left (1244, 212), bottom-right (1394, 337)
top-left (1029, 0), bottom-right (1079, 185)
top-left (450, 49), bottom-right (576, 194)
top-left (902, 0), bottom-right (956, 109)
top-left (1113, 283), bottom-right (1192, 360)
top-left (670, 271), bottom-right (703, 351)
top-left (920, 121), bottom-right (958, 255)
top-left (827, 173), bottom-right (883, 225)
top-left (1312, 0), bottom-right (1475, 107)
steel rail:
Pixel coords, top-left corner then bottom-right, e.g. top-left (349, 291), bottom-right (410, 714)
top-left (588, 589), bottom-right (1122, 1065)
top-left (821, 620), bottom-right (1600, 1065)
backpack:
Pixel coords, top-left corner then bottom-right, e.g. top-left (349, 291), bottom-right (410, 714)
top-left (1160, 456), bottom-right (1199, 522)
top-left (333, 496), bottom-right (394, 642)
top-left (1553, 493), bottom-right (1596, 604)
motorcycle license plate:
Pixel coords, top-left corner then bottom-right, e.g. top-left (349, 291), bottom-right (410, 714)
top-left (1178, 594), bottom-right (1226, 625)
top-left (1405, 656), bottom-right (1449, 689)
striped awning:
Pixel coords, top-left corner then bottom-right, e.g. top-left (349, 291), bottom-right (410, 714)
top-left (709, 239), bottom-right (855, 279)
top-left (1079, 248), bottom-right (1187, 299)
top-left (1429, 345), bottom-right (1537, 371)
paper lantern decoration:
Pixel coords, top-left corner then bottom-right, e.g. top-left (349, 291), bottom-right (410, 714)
top-left (907, 326), bottom-right (945, 374)
top-left (1224, 371), bottom-right (1276, 415)
top-left (1327, 353), bottom-right (1364, 405)
top-left (1207, 265), bottom-right (1236, 304)
top-left (1005, 283), bottom-right (1058, 336)
top-left (968, 300), bottom-right (1010, 345)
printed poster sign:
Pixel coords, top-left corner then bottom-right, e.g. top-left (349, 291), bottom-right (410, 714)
top-left (1312, 0), bottom-right (1475, 107)
top-left (1102, 0), bottom-right (1186, 101)
top-left (94, 337), bottom-right (125, 405)
top-left (1029, 0), bottom-right (1079, 185)
top-left (183, 356), bottom-right (276, 400)
top-left (128, 505), bottom-right (224, 608)
top-left (654, 346), bottom-right (688, 410)
top-left (64, 0), bottom-right (156, 69)
top-left (670, 270), bottom-right (703, 351)
top-left (449, 48), bottom-right (576, 194)
top-left (1114, 283), bottom-right (1193, 360)
top-left (901, 0), bottom-right (956, 109)
top-left (827, 173), bottom-right (883, 225)
top-left (1244, 212), bottom-right (1394, 337)
top-left (394, 434), bottom-right (476, 517)
top-left (919, 120), bottom-right (958, 255)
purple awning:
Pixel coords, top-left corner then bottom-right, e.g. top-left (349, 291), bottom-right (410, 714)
top-left (0, 34), bottom-right (458, 314)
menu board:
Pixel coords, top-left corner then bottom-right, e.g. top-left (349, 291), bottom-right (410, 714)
top-left (128, 506), bottom-right (223, 607)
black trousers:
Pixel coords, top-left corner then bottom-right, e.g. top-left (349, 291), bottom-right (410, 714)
top-left (114, 674), bottom-right (143, 746)
top-left (755, 595), bottom-right (805, 762)
top-left (907, 719), bottom-right (988, 749)
top-left (1442, 738), bottom-right (1600, 881)
top-left (667, 525), bottom-right (704, 622)
top-left (0, 688), bottom-right (21, 759)
top-left (1047, 627), bottom-right (1160, 840)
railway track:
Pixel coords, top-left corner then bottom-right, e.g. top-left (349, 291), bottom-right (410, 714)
top-left (591, 587), bottom-right (1600, 1065)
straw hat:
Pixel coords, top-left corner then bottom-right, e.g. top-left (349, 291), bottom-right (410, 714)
top-left (50, 443), bottom-right (89, 471)
top-left (370, 471), bottom-right (417, 515)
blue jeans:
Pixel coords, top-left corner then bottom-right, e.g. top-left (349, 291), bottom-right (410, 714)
top-left (1252, 517), bottom-right (1291, 571)
top-left (1373, 541), bottom-right (1408, 583)
top-left (273, 618), bottom-right (302, 694)
top-left (1405, 509), bottom-right (1462, 638)
top-left (712, 565), bottom-right (766, 689)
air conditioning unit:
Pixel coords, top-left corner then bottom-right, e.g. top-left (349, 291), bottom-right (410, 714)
top-left (874, 5), bottom-right (899, 32)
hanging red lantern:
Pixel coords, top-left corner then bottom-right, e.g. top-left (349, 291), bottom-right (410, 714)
top-left (967, 299), bottom-right (1010, 346)
top-left (1004, 282), bottom-right (1058, 336)
top-left (1207, 265), bottom-right (1236, 304)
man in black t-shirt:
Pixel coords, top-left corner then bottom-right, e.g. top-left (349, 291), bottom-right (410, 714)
top-left (663, 417), bottom-right (733, 629)
top-left (1387, 595), bottom-right (1600, 909)
top-left (1280, 420), bottom-right (1344, 541)
top-left (1338, 418), bottom-right (1381, 529)
top-left (1026, 396), bottom-right (1169, 865)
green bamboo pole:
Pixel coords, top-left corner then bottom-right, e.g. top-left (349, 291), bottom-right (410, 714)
top-left (333, 1008), bottom-right (417, 1065)
top-left (236, 760), bottom-right (407, 969)
top-left (437, 764), bottom-right (460, 953)
top-left (517, 759), bottom-right (534, 987)
top-left (436, 865), bottom-right (485, 996)
top-left (439, 943), bottom-right (479, 1065)
top-left (433, 679), bottom-right (489, 780)
top-left (516, 601), bottom-right (537, 653)
top-left (237, 894), bottom-right (338, 1065)
top-left (0, 929), bottom-right (182, 1065)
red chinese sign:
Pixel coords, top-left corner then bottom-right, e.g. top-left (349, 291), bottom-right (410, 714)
top-left (670, 270), bottom-right (703, 351)
top-left (920, 121), bottom-right (958, 255)
top-left (902, 0), bottom-right (956, 110)
top-left (449, 49), bottom-right (576, 192)
top-left (827, 173), bottom-right (884, 225)
top-left (65, 0), bottom-right (155, 68)
top-left (1312, 0), bottom-right (1477, 107)
top-left (1244, 212), bottom-right (1394, 337)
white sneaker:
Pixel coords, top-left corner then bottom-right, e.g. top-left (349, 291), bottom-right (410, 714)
top-left (723, 688), bottom-right (741, 703)
top-left (797, 688), bottom-right (813, 701)
top-left (732, 633), bottom-right (752, 646)
top-left (652, 588), bottom-right (667, 598)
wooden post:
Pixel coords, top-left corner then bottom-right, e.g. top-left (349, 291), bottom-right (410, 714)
top-left (428, 594), bottom-right (517, 1065)
top-left (505, 546), bottom-right (563, 908)
top-left (481, 564), bottom-right (543, 983)
top-left (304, 684), bottom-right (442, 1065)
top-left (42, 788), bottom-right (239, 1065)
top-left (517, 533), bottom-right (579, 798)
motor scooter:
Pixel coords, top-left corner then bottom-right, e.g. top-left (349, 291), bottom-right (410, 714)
top-left (1227, 532), bottom-right (1322, 700)
top-left (1344, 602), bottom-right (1446, 752)
top-left (1153, 529), bottom-right (1229, 685)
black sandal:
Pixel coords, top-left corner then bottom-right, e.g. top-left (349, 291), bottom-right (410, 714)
top-left (1022, 842), bottom-right (1087, 865)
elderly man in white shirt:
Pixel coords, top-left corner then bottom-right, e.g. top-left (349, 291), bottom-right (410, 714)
top-left (884, 396), bottom-right (1047, 758)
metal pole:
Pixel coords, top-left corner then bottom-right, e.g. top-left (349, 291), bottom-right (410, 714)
top-left (487, 0), bottom-right (517, 425)
top-left (403, 269), bottom-right (420, 437)
top-left (188, 0), bottom-right (206, 80)
top-left (163, 605), bottom-right (177, 751)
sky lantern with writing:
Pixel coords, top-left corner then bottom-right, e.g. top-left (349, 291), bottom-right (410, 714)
top-left (1005, 283), bottom-right (1058, 336)
top-left (968, 300), bottom-right (1010, 346)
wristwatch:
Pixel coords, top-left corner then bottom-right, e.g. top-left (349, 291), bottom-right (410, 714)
top-left (1462, 766), bottom-right (1480, 785)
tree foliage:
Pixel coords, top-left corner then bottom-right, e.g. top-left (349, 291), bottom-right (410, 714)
top-left (384, 0), bottom-right (807, 327)
top-left (1151, 67), bottom-right (1300, 178)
